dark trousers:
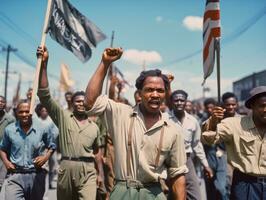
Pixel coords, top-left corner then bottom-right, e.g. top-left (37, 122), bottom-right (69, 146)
top-left (205, 151), bottom-right (227, 200)
top-left (230, 170), bottom-right (266, 200)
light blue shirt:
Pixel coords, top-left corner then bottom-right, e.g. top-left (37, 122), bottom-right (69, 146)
top-left (0, 119), bottom-right (56, 169)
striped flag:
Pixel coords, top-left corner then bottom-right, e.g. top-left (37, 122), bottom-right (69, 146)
top-left (203, 0), bottom-right (221, 83)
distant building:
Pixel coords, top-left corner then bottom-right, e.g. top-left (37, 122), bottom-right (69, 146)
top-left (233, 69), bottom-right (266, 113)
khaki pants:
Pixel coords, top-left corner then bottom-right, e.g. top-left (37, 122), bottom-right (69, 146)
top-left (110, 182), bottom-right (166, 200)
top-left (57, 160), bottom-right (96, 200)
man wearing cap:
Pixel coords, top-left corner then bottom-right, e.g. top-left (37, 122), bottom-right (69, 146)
top-left (85, 47), bottom-right (188, 199)
top-left (201, 86), bottom-right (266, 199)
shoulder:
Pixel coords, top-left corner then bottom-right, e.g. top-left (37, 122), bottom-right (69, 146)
top-left (4, 122), bottom-right (17, 136)
top-left (185, 112), bottom-right (199, 124)
top-left (165, 117), bottom-right (184, 137)
top-left (5, 113), bottom-right (15, 123)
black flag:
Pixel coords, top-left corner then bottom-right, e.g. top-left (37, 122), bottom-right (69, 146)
top-left (48, 0), bottom-right (106, 62)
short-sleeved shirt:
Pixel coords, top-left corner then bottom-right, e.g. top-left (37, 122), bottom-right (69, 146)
top-left (0, 112), bottom-right (15, 141)
top-left (0, 119), bottom-right (56, 168)
top-left (86, 95), bottom-right (188, 183)
top-left (169, 111), bottom-right (209, 167)
top-left (202, 115), bottom-right (266, 176)
top-left (38, 88), bottom-right (99, 158)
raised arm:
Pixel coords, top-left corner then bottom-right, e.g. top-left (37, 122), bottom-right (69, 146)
top-left (37, 46), bottom-right (49, 89)
top-left (85, 48), bottom-right (123, 109)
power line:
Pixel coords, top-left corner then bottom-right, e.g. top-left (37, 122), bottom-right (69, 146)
top-left (0, 12), bottom-right (38, 47)
top-left (0, 38), bottom-right (59, 79)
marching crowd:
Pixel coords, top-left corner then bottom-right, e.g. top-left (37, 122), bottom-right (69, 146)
top-left (0, 46), bottom-right (265, 200)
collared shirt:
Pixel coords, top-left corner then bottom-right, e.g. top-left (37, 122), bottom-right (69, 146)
top-left (169, 111), bottom-right (209, 167)
top-left (86, 95), bottom-right (188, 183)
top-left (38, 88), bottom-right (99, 158)
top-left (0, 112), bottom-right (15, 141)
top-left (0, 119), bottom-right (56, 168)
top-left (202, 115), bottom-right (266, 176)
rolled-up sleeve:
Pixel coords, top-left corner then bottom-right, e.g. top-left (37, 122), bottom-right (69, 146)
top-left (166, 129), bottom-right (188, 178)
top-left (43, 128), bottom-right (56, 150)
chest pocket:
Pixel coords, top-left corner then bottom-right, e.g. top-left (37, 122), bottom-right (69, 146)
top-left (239, 135), bottom-right (256, 155)
top-left (80, 130), bottom-right (97, 149)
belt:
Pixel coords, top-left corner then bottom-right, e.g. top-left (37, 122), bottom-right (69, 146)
top-left (8, 168), bottom-right (43, 174)
top-left (61, 156), bottom-right (94, 162)
top-left (115, 179), bottom-right (160, 189)
top-left (234, 170), bottom-right (266, 184)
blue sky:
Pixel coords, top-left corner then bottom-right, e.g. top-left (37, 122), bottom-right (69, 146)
top-left (0, 0), bottom-right (266, 104)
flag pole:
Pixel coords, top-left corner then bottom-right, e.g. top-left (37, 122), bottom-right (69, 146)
top-left (29, 0), bottom-right (53, 114)
top-left (105, 31), bottom-right (115, 95)
top-left (215, 38), bottom-right (221, 103)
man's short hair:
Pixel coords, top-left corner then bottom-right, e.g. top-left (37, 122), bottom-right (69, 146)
top-left (65, 91), bottom-right (73, 97)
top-left (170, 90), bottom-right (188, 100)
top-left (204, 98), bottom-right (216, 107)
top-left (35, 103), bottom-right (46, 117)
top-left (135, 69), bottom-right (169, 90)
top-left (16, 99), bottom-right (29, 109)
top-left (71, 91), bottom-right (85, 103)
top-left (222, 92), bottom-right (237, 103)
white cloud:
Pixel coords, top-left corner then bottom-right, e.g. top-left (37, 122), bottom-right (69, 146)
top-left (155, 16), bottom-right (163, 23)
top-left (122, 49), bottom-right (162, 65)
top-left (182, 16), bottom-right (203, 31)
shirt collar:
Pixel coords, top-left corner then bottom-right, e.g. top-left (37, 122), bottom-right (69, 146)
top-left (15, 121), bottom-right (36, 134)
top-left (132, 104), bottom-right (168, 127)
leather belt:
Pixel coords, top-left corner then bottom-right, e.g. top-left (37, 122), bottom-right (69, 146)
top-left (234, 170), bottom-right (266, 184)
top-left (61, 156), bottom-right (94, 162)
top-left (8, 168), bottom-right (44, 174)
top-left (115, 179), bottom-right (160, 189)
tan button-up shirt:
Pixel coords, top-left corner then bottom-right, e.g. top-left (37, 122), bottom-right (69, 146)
top-left (38, 88), bottom-right (99, 158)
top-left (202, 115), bottom-right (266, 176)
top-left (87, 95), bottom-right (188, 183)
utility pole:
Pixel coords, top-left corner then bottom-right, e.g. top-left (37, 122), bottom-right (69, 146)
top-left (2, 45), bottom-right (17, 100)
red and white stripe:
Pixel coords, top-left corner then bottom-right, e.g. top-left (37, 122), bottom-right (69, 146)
top-left (203, 0), bottom-right (221, 82)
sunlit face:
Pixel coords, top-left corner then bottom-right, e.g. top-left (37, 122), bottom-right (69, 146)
top-left (185, 101), bottom-right (193, 114)
top-left (171, 93), bottom-right (186, 113)
top-left (65, 94), bottom-right (72, 103)
top-left (251, 95), bottom-right (266, 124)
top-left (205, 103), bottom-right (215, 116)
top-left (16, 102), bottom-right (32, 127)
top-left (40, 107), bottom-right (48, 120)
top-left (223, 97), bottom-right (238, 117)
top-left (0, 97), bottom-right (6, 111)
top-left (134, 91), bottom-right (141, 105)
top-left (72, 95), bottom-right (85, 114)
top-left (140, 76), bottom-right (165, 114)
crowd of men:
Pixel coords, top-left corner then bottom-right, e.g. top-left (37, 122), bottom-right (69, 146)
top-left (0, 46), bottom-right (265, 200)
